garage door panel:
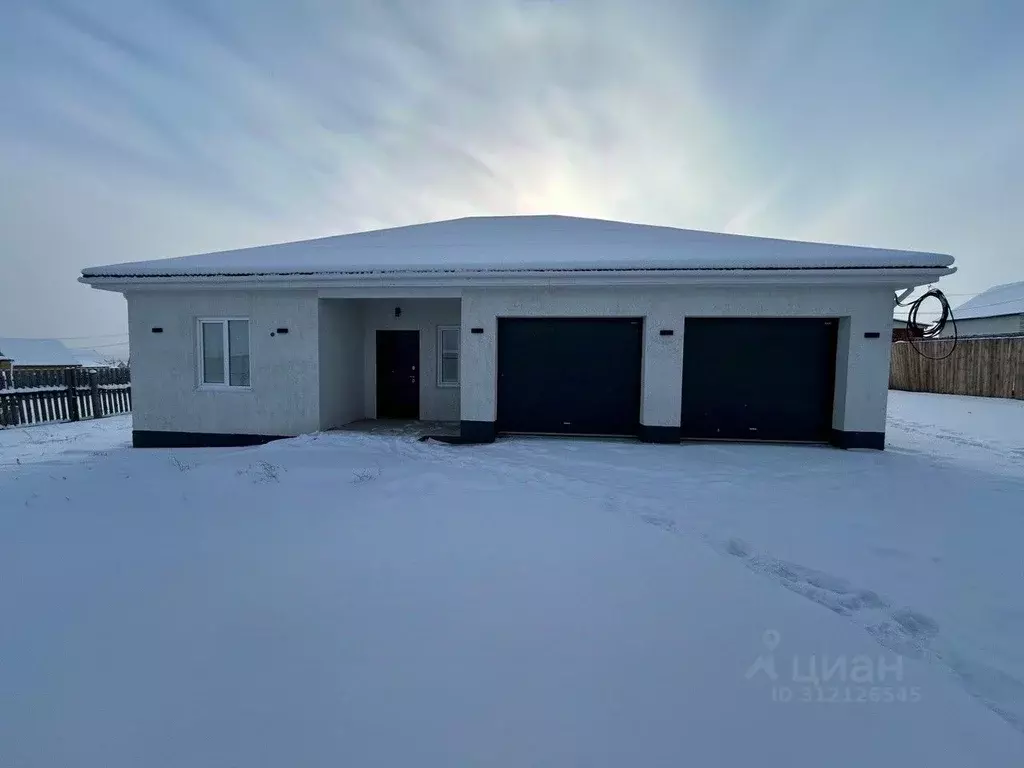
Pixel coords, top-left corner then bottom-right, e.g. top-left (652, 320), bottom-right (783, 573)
top-left (498, 318), bottom-right (642, 436)
top-left (681, 318), bottom-right (837, 442)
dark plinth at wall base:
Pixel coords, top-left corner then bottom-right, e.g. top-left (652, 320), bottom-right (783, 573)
top-left (830, 429), bottom-right (885, 450)
top-left (133, 430), bottom-right (287, 448)
top-left (639, 424), bottom-right (681, 444)
top-left (459, 420), bottom-right (496, 444)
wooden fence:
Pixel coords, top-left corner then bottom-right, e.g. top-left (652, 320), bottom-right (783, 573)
top-left (0, 368), bottom-right (131, 427)
top-left (890, 336), bottom-right (1024, 400)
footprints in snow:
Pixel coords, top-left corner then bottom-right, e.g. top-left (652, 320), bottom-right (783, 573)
top-left (418, 444), bottom-right (945, 662)
top-left (639, 513), bottom-right (677, 533)
top-left (889, 418), bottom-right (1024, 460)
top-left (724, 534), bottom-right (941, 658)
top-left (634, 506), bottom-right (943, 660)
top-left (415, 445), bottom-right (1007, 730)
top-left (726, 537), bottom-right (889, 618)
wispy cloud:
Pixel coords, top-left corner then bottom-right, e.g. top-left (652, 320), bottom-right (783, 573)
top-left (2, 0), bottom-right (1023, 336)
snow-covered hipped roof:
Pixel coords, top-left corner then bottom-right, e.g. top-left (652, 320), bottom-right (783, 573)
top-left (0, 338), bottom-right (80, 367)
top-left (81, 215), bottom-right (953, 279)
top-left (954, 280), bottom-right (1024, 320)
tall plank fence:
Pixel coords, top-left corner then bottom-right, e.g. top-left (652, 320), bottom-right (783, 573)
top-left (0, 368), bottom-right (131, 427)
top-left (890, 336), bottom-right (1024, 400)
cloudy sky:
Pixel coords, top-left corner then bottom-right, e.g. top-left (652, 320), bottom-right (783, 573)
top-left (2, 0), bottom-right (1022, 357)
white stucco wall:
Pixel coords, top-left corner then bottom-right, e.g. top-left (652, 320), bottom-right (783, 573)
top-left (461, 285), bottom-right (896, 435)
top-left (126, 290), bottom-right (321, 436)
top-left (127, 283), bottom-right (900, 440)
top-left (127, 292), bottom-right (460, 436)
top-left (359, 298), bottom-right (461, 421)
top-left (937, 314), bottom-right (1023, 338)
top-left (318, 300), bottom-right (364, 430)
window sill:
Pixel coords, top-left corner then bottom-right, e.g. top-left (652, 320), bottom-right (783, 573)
top-left (437, 381), bottom-right (460, 389)
top-left (197, 385), bottom-right (253, 392)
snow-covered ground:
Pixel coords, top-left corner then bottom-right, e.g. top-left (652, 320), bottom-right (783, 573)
top-left (887, 390), bottom-right (1024, 476)
top-left (1, 392), bottom-right (1023, 766)
top-left (0, 414), bottom-right (132, 468)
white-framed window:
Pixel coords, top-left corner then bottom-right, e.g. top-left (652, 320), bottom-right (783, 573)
top-left (198, 318), bottom-right (250, 388)
top-left (437, 326), bottom-right (460, 387)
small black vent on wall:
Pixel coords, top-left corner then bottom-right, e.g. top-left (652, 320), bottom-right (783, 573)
top-left (471, 328), bottom-right (484, 334)
top-left (276, 328), bottom-right (289, 334)
top-left (151, 327), bottom-right (163, 333)
top-left (659, 329), bottom-right (674, 336)
top-left (864, 331), bottom-right (881, 339)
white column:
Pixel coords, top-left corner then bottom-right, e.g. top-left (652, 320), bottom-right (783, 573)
top-left (832, 292), bottom-right (893, 445)
top-left (641, 310), bottom-right (684, 432)
top-left (459, 291), bottom-right (497, 425)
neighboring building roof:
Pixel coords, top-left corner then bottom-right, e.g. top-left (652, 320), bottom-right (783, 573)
top-left (81, 215), bottom-right (954, 279)
top-left (953, 281), bottom-right (1024, 320)
top-left (0, 338), bottom-right (80, 367)
top-left (72, 348), bottom-right (116, 368)
top-left (892, 316), bottom-right (927, 329)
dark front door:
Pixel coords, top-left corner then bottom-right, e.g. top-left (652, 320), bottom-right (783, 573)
top-left (680, 317), bottom-right (838, 442)
top-left (376, 330), bottom-right (420, 419)
top-left (497, 318), bottom-right (643, 436)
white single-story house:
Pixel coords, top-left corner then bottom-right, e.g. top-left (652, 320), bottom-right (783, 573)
top-left (938, 280), bottom-right (1024, 338)
top-left (80, 215), bottom-right (954, 450)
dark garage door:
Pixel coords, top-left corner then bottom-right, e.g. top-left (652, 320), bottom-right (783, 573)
top-left (681, 318), bottom-right (838, 442)
top-left (498, 318), bottom-right (643, 436)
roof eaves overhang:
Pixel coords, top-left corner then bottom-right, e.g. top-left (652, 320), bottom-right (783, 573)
top-left (79, 265), bottom-right (955, 293)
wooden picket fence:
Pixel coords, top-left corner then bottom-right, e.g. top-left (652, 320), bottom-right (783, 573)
top-left (0, 367), bottom-right (131, 427)
top-left (889, 336), bottom-right (1024, 400)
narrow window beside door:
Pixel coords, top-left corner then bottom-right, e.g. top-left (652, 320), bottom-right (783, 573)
top-left (437, 326), bottom-right (460, 387)
top-left (198, 318), bottom-right (250, 387)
